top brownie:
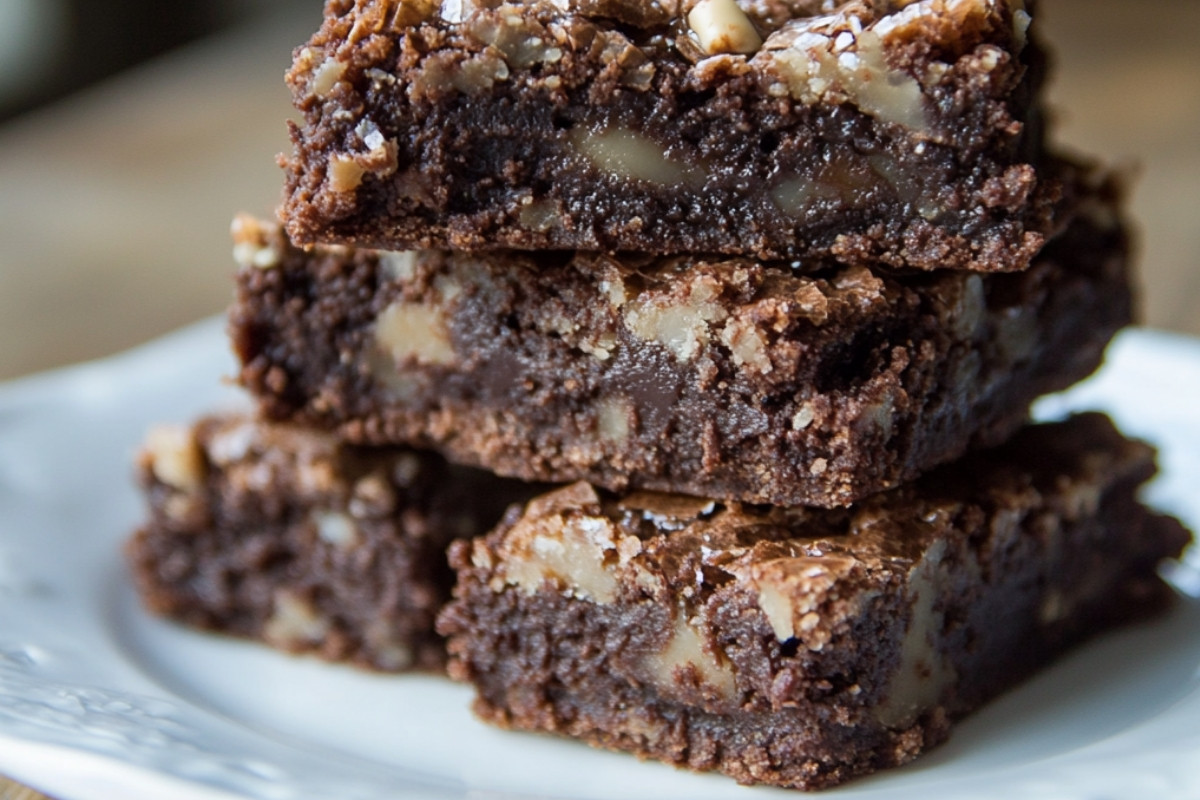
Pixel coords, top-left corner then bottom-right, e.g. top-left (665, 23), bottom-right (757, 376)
top-left (282, 0), bottom-right (1063, 271)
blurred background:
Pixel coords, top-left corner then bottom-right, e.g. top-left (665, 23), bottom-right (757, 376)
top-left (0, 0), bottom-right (1197, 381)
top-left (0, 0), bottom-right (298, 123)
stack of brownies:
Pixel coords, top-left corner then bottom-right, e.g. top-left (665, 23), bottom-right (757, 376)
top-left (128, 0), bottom-right (1191, 789)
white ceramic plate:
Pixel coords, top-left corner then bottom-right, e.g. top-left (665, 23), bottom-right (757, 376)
top-left (1, 320), bottom-right (1199, 800)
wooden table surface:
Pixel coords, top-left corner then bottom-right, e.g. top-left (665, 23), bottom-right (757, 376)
top-left (1, 0), bottom-right (1197, 796)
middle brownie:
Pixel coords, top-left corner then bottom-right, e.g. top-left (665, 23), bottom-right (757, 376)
top-left (232, 201), bottom-right (1130, 509)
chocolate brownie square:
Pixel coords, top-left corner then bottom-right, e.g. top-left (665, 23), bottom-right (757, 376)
top-left (438, 414), bottom-right (1190, 789)
top-left (282, 0), bottom-right (1065, 272)
top-left (233, 185), bottom-right (1131, 507)
top-left (127, 414), bottom-right (533, 670)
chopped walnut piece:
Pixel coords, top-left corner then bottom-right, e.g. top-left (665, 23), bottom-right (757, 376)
top-left (230, 214), bottom-right (282, 270)
top-left (310, 56), bottom-right (347, 98)
top-left (572, 127), bottom-right (704, 187)
top-left (374, 300), bottom-right (457, 366)
top-left (264, 591), bottom-right (330, 646)
top-left (144, 425), bottom-right (205, 493)
top-left (688, 0), bottom-right (764, 55)
top-left (329, 154), bottom-right (367, 193)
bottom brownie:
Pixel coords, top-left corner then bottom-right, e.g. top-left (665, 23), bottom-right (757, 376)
top-left (127, 414), bottom-right (533, 671)
top-left (438, 414), bottom-right (1190, 789)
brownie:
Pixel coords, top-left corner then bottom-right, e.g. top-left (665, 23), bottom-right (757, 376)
top-left (437, 414), bottom-right (1191, 790)
top-left (126, 414), bottom-right (534, 671)
top-left (281, 0), bottom-right (1065, 272)
top-left (231, 192), bottom-right (1131, 508)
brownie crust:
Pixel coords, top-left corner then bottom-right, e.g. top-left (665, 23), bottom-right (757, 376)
top-left (437, 414), bottom-right (1191, 789)
top-left (127, 415), bottom-right (533, 671)
top-left (232, 193), bottom-right (1132, 508)
top-left (282, 0), bottom-right (1062, 271)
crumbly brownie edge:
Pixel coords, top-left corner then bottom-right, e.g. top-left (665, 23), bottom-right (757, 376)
top-left (232, 194), bottom-right (1132, 508)
top-left (437, 415), bottom-right (1191, 789)
top-left (281, 0), bottom-right (1060, 271)
top-left (126, 414), bottom-right (534, 671)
